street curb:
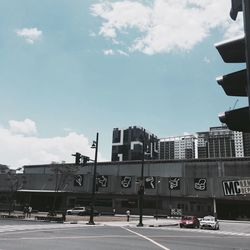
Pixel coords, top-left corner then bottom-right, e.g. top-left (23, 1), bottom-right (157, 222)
top-left (148, 223), bottom-right (179, 227)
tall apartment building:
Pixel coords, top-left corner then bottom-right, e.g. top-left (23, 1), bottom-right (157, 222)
top-left (197, 126), bottom-right (235, 158)
top-left (159, 135), bottom-right (196, 160)
top-left (233, 131), bottom-right (244, 157)
top-left (234, 131), bottom-right (250, 157)
top-left (243, 133), bottom-right (250, 156)
top-left (111, 126), bottom-right (159, 161)
top-left (112, 125), bottom-right (250, 162)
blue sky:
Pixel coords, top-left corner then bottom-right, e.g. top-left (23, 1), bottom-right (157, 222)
top-left (0, 0), bottom-right (246, 168)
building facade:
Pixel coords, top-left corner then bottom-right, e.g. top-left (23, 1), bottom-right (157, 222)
top-left (242, 132), bottom-right (250, 156)
top-left (1, 158), bottom-right (250, 220)
top-left (112, 125), bottom-right (250, 162)
top-left (159, 135), bottom-right (196, 160)
top-left (234, 131), bottom-right (244, 157)
top-left (111, 126), bottom-right (159, 161)
top-left (197, 126), bottom-right (235, 158)
top-left (197, 126), bottom-right (250, 159)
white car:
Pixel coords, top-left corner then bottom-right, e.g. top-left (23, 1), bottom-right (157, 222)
top-left (66, 207), bottom-right (86, 216)
top-left (200, 215), bottom-right (219, 230)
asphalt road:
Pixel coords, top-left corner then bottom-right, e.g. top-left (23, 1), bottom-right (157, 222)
top-left (0, 221), bottom-right (249, 250)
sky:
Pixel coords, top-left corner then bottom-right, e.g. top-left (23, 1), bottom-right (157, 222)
top-left (0, 0), bottom-right (246, 169)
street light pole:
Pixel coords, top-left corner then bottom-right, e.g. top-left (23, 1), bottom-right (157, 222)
top-left (88, 132), bottom-right (99, 225)
top-left (137, 131), bottom-right (146, 227)
top-left (155, 177), bottom-right (160, 220)
top-left (169, 177), bottom-right (172, 217)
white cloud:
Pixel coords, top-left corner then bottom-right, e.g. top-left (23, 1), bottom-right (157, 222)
top-left (16, 27), bottom-right (42, 44)
top-left (103, 49), bottom-right (115, 55)
top-left (9, 118), bottom-right (37, 136)
top-left (117, 49), bottom-right (129, 56)
top-left (103, 49), bottom-right (129, 56)
top-left (0, 119), bottom-right (106, 169)
top-left (91, 0), bottom-right (244, 55)
top-left (223, 17), bottom-right (244, 39)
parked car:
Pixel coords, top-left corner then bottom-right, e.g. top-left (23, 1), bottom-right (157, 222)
top-left (200, 215), bottom-right (219, 230)
top-left (66, 207), bottom-right (99, 216)
top-left (66, 207), bottom-right (86, 215)
top-left (179, 215), bottom-right (200, 228)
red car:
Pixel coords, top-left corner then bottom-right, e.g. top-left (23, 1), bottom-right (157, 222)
top-left (179, 215), bottom-right (200, 228)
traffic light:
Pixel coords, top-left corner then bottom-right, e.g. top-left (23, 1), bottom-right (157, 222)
top-left (215, 0), bottom-right (250, 132)
top-left (230, 0), bottom-right (242, 20)
top-left (72, 152), bottom-right (91, 165)
top-left (72, 152), bottom-right (81, 164)
top-left (81, 156), bottom-right (90, 165)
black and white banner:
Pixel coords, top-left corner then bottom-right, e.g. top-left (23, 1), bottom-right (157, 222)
top-left (74, 175), bottom-right (84, 186)
top-left (145, 176), bottom-right (156, 189)
top-left (121, 176), bottom-right (132, 188)
top-left (169, 177), bottom-right (180, 190)
top-left (194, 178), bottom-right (207, 191)
top-left (97, 175), bottom-right (108, 188)
top-left (223, 179), bottom-right (250, 196)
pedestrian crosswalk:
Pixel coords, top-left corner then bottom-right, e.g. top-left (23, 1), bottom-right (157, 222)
top-left (0, 223), bottom-right (87, 233)
top-left (0, 222), bottom-right (249, 238)
top-left (161, 226), bottom-right (250, 237)
top-left (197, 228), bottom-right (250, 237)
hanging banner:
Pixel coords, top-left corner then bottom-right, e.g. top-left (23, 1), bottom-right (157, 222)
top-left (169, 177), bottom-right (180, 190)
top-left (223, 179), bottom-right (250, 196)
top-left (194, 178), bottom-right (207, 191)
top-left (97, 175), bottom-right (108, 187)
top-left (145, 176), bottom-right (156, 189)
top-left (74, 175), bottom-right (84, 187)
top-left (121, 176), bottom-right (132, 188)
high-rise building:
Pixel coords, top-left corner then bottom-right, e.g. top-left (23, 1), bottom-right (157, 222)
top-left (233, 131), bottom-right (244, 157)
top-left (233, 131), bottom-right (250, 157)
top-left (111, 126), bottom-right (159, 161)
top-left (112, 125), bottom-right (250, 162)
top-left (197, 126), bottom-right (235, 158)
top-left (159, 135), bottom-right (196, 160)
top-left (242, 133), bottom-right (250, 157)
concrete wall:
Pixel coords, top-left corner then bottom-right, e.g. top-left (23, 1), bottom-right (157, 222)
top-left (17, 158), bottom-right (250, 200)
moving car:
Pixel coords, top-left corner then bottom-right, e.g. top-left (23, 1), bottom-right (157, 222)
top-left (179, 215), bottom-right (200, 228)
top-left (200, 215), bottom-right (219, 230)
top-left (66, 207), bottom-right (86, 215)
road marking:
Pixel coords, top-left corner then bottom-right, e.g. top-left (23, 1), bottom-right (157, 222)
top-left (149, 235), bottom-right (250, 239)
top-left (157, 227), bottom-right (250, 237)
top-left (0, 223), bottom-right (95, 234)
top-left (122, 227), bottom-right (171, 250)
top-left (0, 235), bottom-right (137, 241)
top-left (0, 225), bottom-right (105, 237)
